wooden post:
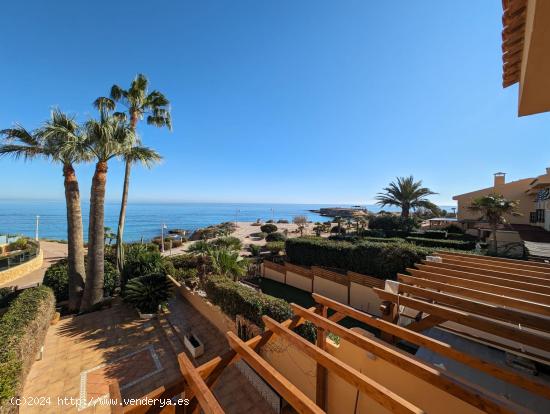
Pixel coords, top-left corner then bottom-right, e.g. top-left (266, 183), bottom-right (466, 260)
top-left (379, 301), bottom-right (398, 343)
top-left (315, 304), bottom-right (327, 410)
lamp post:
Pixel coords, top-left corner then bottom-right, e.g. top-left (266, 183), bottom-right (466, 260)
top-left (35, 215), bottom-right (40, 241)
top-left (271, 208), bottom-right (274, 221)
top-left (161, 223), bottom-right (167, 253)
top-left (452, 207), bottom-right (457, 218)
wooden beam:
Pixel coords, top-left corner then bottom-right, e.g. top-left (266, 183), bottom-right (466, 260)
top-left (396, 283), bottom-right (550, 333)
top-left (398, 273), bottom-right (550, 317)
top-left (405, 315), bottom-right (446, 332)
top-left (262, 316), bottom-right (424, 414)
top-left (177, 353), bottom-right (224, 414)
top-left (292, 304), bottom-right (525, 414)
top-left (435, 251), bottom-right (550, 272)
top-left (226, 331), bottom-right (325, 414)
top-left (374, 289), bottom-right (550, 351)
top-left (109, 381), bottom-right (124, 414)
top-left (417, 263), bottom-right (550, 295)
top-left (432, 255), bottom-right (550, 282)
top-left (123, 380), bottom-right (186, 414)
top-left (310, 294), bottom-right (550, 400)
top-left (407, 268), bottom-right (550, 306)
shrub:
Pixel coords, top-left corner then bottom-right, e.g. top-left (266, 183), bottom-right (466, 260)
top-left (203, 276), bottom-right (315, 341)
top-left (260, 224), bottom-right (278, 234)
top-left (123, 273), bottom-right (172, 314)
top-left (0, 288), bottom-right (16, 309)
top-left (166, 254), bottom-right (202, 270)
top-left (330, 225), bottom-right (346, 235)
top-left (6, 238), bottom-right (28, 252)
top-left (277, 219), bottom-right (289, 224)
top-left (0, 286), bottom-right (55, 409)
top-left (265, 241), bottom-right (285, 255)
top-left (444, 224), bottom-right (464, 234)
top-left (266, 232), bottom-right (286, 242)
top-left (251, 232), bottom-right (267, 240)
top-left (152, 237), bottom-right (183, 250)
top-left (369, 215), bottom-right (417, 232)
top-left (266, 219), bottom-right (274, 223)
top-left (122, 249), bottom-right (164, 282)
top-left (419, 230), bottom-right (447, 239)
top-left (211, 236), bottom-right (242, 251)
top-left (248, 244), bottom-right (262, 256)
top-left (43, 259), bottom-right (119, 302)
top-left (405, 236), bottom-right (476, 251)
top-left (285, 237), bottom-right (434, 279)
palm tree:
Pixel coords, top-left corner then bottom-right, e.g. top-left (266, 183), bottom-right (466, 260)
top-left (96, 74), bottom-right (171, 276)
top-left (0, 110), bottom-right (89, 311)
top-left (376, 176), bottom-right (437, 219)
top-left (80, 109), bottom-right (161, 312)
top-left (468, 193), bottom-right (520, 254)
top-left (208, 247), bottom-right (247, 281)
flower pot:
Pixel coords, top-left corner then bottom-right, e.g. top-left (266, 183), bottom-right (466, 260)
top-left (184, 333), bottom-right (204, 358)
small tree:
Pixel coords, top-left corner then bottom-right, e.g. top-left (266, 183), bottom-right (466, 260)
top-left (468, 193), bottom-right (520, 254)
top-left (293, 215), bottom-right (308, 236)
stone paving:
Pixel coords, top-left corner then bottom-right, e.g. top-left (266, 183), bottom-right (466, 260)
top-left (21, 295), bottom-right (274, 414)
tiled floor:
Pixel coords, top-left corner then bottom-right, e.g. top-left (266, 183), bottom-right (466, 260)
top-left (21, 295), bottom-right (274, 414)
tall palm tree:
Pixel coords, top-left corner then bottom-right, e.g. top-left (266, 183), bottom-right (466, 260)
top-left (468, 193), bottom-right (520, 254)
top-left (375, 176), bottom-right (437, 219)
top-left (80, 109), bottom-right (161, 311)
top-left (0, 110), bottom-right (89, 311)
top-left (96, 74), bottom-right (171, 276)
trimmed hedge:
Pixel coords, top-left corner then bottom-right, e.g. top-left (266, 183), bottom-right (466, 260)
top-left (203, 276), bottom-right (315, 341)
top-left (266, 232), bottom-right (286, 242)
top-left (405, 236), bottom-right (476, 251)
top-left (285, 237), bottom-right (434, 279)
top-left (260, 224), bottom-right (278, 234)
top-left (0, 286), bottom-right (55, 410)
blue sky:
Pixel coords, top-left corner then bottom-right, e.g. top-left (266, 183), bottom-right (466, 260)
top-left (1, 0), bottom-right (548, 205)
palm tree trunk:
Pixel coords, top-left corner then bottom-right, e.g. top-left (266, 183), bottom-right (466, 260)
top-left (63, 163), bottom-right (86, 312)
top-left (402, 206), bottom-right (410, 219)
top-left (115, 159), bottom-right (131, 280)
top-left (80, 161), bottom-right (108, 312)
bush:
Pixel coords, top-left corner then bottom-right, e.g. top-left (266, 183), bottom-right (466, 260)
top-left (285, 237), bottom-right (434, 279)
top-left (251, 232), bottom-right (267, 240)
top-left (152, 237), bottom-right (183, 250)
top-left (43, 259), bottom-right (119, 302)
top-left (330, 225), bottom-right (346, 235)
top-left (405, 236), bottom-right (476, 251)
top-left (265, 241), bottom-right (285, 255)
top-left (211, 236), bottom-right (242, 251)
top-left (266, 232), bottom-right (286, 242)
top-left (248, 244), bottom-right (262, 256)
top-left (277, 219), bottom-right (289, 224)
top-left (266, 220), bottom-right (274, 223)
top-left (369, 215), bottom-right (417, 232)
top-left (6, 238), bottom-right (28, 252)
top-left (123, 273), bottom-right (173, 314)
top-left (420, 230), bottom-right (447, 239)
top-left (0, 288), bottom-right (16, 309)
top-left (203, 276), bottom-right (315, 341)
top-left (260, 224), bottom-right (278, 234)
top-left (122, 249), bottom-right (164, 282)
top-left (0, 286), bottom-right (55, 409)
top-left (444, 224), bottom-right (464, 234)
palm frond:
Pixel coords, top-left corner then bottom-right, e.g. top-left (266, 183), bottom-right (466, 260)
top-left (125, 146), bottom-right (162, 168)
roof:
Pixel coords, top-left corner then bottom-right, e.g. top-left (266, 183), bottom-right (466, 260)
top-left (453, 177), bottom-right (534, 200)
top-left (426, 217), bottom-right (457, 222)
top-left (502, 0), bottom-right (527, 88)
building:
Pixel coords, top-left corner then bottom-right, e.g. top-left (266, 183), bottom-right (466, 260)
top-left (454, 168), bottom-right (550, 233)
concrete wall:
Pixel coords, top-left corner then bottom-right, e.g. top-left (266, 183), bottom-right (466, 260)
top-left (262, 327), bottom-right (485, 414)
top-left (349, 283), bottom-right (382, 316)
top-left (313, 276), bottom-right (348, 304)
top-left (0, 249), bottom-right (43, 286)
top-left (264, 266), bottom-right (285, 283)
top-left (286, 271), bottom-right (312, 292)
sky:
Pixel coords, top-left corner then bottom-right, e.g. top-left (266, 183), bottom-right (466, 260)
top-left (0, 0), bottom-right (548, 206)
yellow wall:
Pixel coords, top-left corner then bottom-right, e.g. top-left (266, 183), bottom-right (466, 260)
top-left (0, 249), bottom-right (43, 286)
top-left (286, 271), bottom-right (312, 292)
top-left (349, 283), bottom-right (382, 316)
top-left (313, 277), bottom-right (348, 304)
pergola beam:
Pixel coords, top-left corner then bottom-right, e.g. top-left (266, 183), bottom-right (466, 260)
top-left (310, 294), bottom-right (550, 399)
top-left (292, 304), bottom-right (524, 414)
top-left (226, 331), bottom-right (325, 414)
top-left (262, 315), bottom-right (425, 414)
top-left (397, 274), bottom-right (550, 317)
top-left (434, 251), bottom-right (550, 272)
top-left (373, 289), bottom-right (550, 351)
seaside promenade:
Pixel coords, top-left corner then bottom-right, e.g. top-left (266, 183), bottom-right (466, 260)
top-left (0, 241), bottom-right (67, 288)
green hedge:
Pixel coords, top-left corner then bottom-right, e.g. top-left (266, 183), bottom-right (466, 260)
top-left (0, 286), bottom-right (55, 410)
top-left (405, 236), bottom-right (476, 251)
top-left (203, 276), bottom-right (315, 341)
top-left (285, 237), bottom-right (434, 279)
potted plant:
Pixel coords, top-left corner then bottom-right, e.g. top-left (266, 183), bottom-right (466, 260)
top-left (123, 273), bottom-right (172, 318)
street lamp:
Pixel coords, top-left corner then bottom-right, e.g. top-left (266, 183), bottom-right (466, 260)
top-left (35, 216), bottom-right (40, 241)
top-left (161, 223), bottom-right (167, 253)
top-left (235, 209), bottom-right (240, 228)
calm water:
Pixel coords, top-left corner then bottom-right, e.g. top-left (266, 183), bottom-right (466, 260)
top-left (0, 200), bottom-right (363, 242)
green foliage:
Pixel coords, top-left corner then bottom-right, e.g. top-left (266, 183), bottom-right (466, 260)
top-left (122, 248), bottom-right (164, 282)
top-left (405, 236), bottom-right (475, 250)
top-left (0, 286), bottom-right (55, 405)
top-left (251, 232), bottom-right (267, 240)
top-left (123, 273), bottom-right (172, 314)
top-left (277, 219), bottom-right (289, 224)
top-left (203, 276), bottom-right (315, 341)
top-left (266, 232), bottom-right (286, 242)
top-left (208, 248), bottom-right (247, 281)
top-left (260, 224), bottom-right (278, 234)
top-left (443, 224), bottom-right (464, 234)
top-left (6, 238), bottom-right (28, 252)
top-left (0, 288), bottom-right (16, 309)
top-left (43, 259), bottom-right (119, 302)
top-left (375, 176), bottom-right (437, 217)
top-left (248, 244), bottom-right (262, 256)
top-left (368, 215), bottom-right (417, 232)
top-left (285, 237), bottom-right (434, 280)
top-left (265, 241), bottom-right (285, 255)
top-left (211, 236), bottom-right (242, 251)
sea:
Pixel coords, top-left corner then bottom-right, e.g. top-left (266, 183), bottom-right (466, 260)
top-left (0, 200), bottom-right (401, 242)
